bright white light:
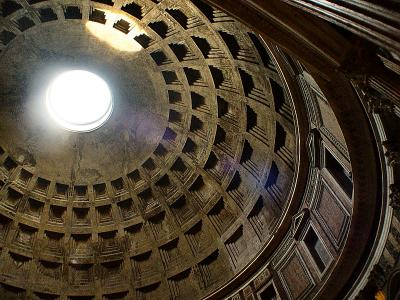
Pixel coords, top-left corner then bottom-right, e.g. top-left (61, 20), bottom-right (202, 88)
top-left (46, 70), bottom-right (113, 132)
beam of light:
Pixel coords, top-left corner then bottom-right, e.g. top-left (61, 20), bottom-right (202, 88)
top-left (85, 10), bottom-right (145, 53)
top-left (46, 70), bottom-right (113, 132)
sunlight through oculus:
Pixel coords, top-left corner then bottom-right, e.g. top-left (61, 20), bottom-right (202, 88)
top-left (46, 70), bottom-right (113, 132)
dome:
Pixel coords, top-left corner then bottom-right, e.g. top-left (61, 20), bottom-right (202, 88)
top-left (0, 0), bottom-right (399, 299)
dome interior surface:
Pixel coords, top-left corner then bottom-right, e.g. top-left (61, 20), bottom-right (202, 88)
top-left (0, 0), bottom-right (366, 299)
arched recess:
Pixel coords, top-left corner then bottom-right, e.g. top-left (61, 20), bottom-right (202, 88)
top-left (202, 0), bottom-right (382, 299)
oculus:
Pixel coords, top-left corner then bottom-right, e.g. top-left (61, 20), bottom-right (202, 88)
top-left (46, 70), bottom-right (113, 132)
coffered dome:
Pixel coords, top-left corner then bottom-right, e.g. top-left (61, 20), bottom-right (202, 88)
top-left (0, 0), bottom-right (398, 299)
top-left (0, 0), bottom-right (299, 298)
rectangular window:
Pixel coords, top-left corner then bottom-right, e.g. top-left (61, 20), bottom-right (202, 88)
top-left (259, 284), bottom-right (277, 300)
top-left (325, 149), bottom-right (353, 198)
top-left (304, 227), bottom-right (330, 272)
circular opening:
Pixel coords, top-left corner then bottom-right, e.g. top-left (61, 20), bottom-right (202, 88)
top-left (46, 70), bottom-right (113, 132)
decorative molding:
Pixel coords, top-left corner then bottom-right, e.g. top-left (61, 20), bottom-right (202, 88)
top-left (290, 208), bottom-right (310, 241)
